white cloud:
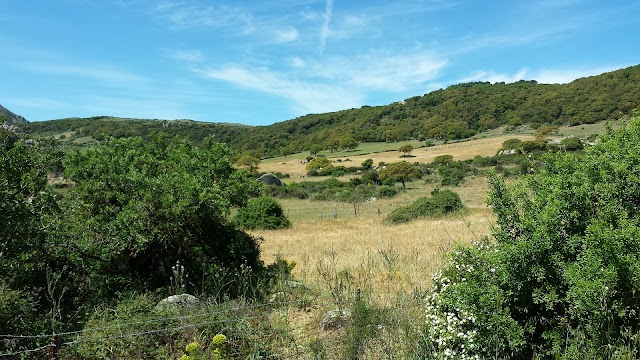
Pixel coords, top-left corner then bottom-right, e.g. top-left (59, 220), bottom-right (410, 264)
top-left (534, 66), bottom-right (621, 84)
top-left (168, 49), bottom-right (205, 63)
top-left (458, 65), bottom-right (624, 85)
top-left (200, 64), bottom-right (363, 114)
top-left (457, 69), bottom-right (529, 84)
top-left (151, 1), bottom-right (253, 32)
top-left (197, 49), bottom-right (447, 114)
top-left (289, 56), bottom-right (306, 68)
top-left (312, 52), bottom-right (448, 91)
top-left (274, 27), bottom-right (299, 43)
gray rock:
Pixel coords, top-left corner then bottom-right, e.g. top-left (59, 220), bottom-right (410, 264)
top-left (321, 309), bottom-right (352, 330)
top-left (155, 294), bottom-right (199, 310)
top-left (258, 173), bottom-right (282, 186)
top-left (285, 280), bottom-right (309, 290)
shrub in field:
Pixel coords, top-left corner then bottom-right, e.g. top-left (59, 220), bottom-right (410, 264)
top-left (234, 197), bottom-right (291, 230)
top-left (423, 117), bottom-right (640, 358)
top-left (386, 189), bottom-right (463, 224)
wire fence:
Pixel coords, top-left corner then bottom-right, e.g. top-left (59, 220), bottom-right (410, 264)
top-left (1, 290), bottom-right (427, 358)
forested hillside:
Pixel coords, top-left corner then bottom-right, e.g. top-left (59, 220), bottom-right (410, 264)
top-left (20, 64), bottom-right (640, 157)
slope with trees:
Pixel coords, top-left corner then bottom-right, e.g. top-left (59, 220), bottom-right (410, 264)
top-left (19, 65), bottom-right (640, 158)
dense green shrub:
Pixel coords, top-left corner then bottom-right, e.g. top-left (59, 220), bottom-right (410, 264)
top-left (424, 117), bottom-right (640, 358)
top-left (377, 185), bottom-right (398, 198)
top-left (60, 135), bottom-right (264, 297)
top-left (561, 136), bottom-right (584, 151)
top-left (234, 197), bottom-right (291, 230)
top-left (439, 166), bottom-right (466, 186)
top-left (386, 189), bottom-right (463, 224)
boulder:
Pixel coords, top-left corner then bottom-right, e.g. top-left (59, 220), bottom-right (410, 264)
top-left (155, 294), bottom-right (199, 310)
top-left (258, 173), bottom-right (282, 186)
top-left (321, 309), bottom-right (352, 330)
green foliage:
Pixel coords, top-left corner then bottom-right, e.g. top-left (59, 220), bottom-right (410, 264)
top-left (236, 153), bottom-right (260, 171)
top-left (60, 134), bottom-right (264, 296)
top-left (309, 144), bottom-right (323, 156)
top-left (339, 136), bottom-right (359, 150)
top-left (386, 189), bottom-right (463, 224)
top-left (423, 117), bottom-right (640, 358)
top-left (343, 296), bottom-right (389, 359)
top-left (560, 136), bottom-right (584, 151)
top-left (501, 138), bottom-right (523, 150)
top-left (64, 294), bottom-right (274, 359)
top-left (379, 161), bottom-right (418, 189)
top-left (234, 197), bottom-right (291, 230)
top-left (306, 156), bottom-right (333, 172)
top-left (361, 158), bottom-right (374, 170)
top-left (432, 154), bottom-right (454, 166)
top-left (398, 144), bottom-right (414, 157)
top-left (439, 166), bottom-right (466, 186)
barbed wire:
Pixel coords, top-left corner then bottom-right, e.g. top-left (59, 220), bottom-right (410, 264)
top-left (0, 289), bottom-right (428, 357)
top-left (61, 313), bottom-right (274, 347)
top-left (0, 344), bottom-right (53, 357)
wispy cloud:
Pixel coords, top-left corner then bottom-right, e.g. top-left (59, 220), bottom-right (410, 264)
top-left (274, 27), bottom-right (300, 43)
top-left (200, 64), bottom-right (363, 114)
top-left (312, 51), bottom-right (447, 91)
top-left (197, 49), bottom-right (446, 114)
top-left (288, 56), bottom-right (306, 68)
top-left (21, 62), bottom-right (148, 86)
top-left (458, 65), bottom-right (624, 85)
top-left (150, 1), bottom-right (253, 32)
top-left (168, 49), bottom-right (205, 63)
top-left (319, 0), bottom-right (334, 54)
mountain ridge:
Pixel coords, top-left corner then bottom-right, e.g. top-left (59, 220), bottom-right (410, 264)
top-left (0, 104), bottom-right (28, 124)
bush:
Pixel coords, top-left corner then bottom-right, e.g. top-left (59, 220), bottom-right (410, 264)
top-left (561, 136), bottom-right (584, 151)
top-left (377, 185), bottom-right (398, 198)
top-left (235, 197), bottom-right (291, 230)
top-left (386, 189), bottom-right (463, 224)
top-left (423, 117), bottom-right (640, 358)
top-left (439, 166), bottom-right (465, 186)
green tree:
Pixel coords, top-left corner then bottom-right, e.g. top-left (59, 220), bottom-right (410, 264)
top-left (361, 158), bottom-right (374, 170)
top-left (379, 161), bottom-right (417, 189)
top-left (432, 154), bottom-right (454, 166)
top-left (324, 137), bottom-right (340, 152)
top-left (236, 153), bottom-right (261, 171)
top-left (309, 144), bottom-right (323, 156)
top-left (398, 144), bottom-right (414, 157)
top-left (0, 138), bottom-right (60, 336)
top-left (501, 138), bottom-right (522, 150)
top-left (61, 135), bottom-right (263, 296)
top-left (306, 156), bottom-right (333, 171)
top-left (340, 136), bottom-right (359, 150)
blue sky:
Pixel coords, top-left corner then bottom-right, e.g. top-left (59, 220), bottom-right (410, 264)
top-left (1, 0), bottom-right (638, 125)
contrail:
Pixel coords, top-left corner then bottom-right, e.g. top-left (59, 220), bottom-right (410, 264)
top-left (319, 0), bottom-right (334, 55)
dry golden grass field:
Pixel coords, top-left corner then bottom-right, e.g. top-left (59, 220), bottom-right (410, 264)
top-left (260, 134), bottom-right (535, 179)
top-left (251, 133), bottom-right (517, 299)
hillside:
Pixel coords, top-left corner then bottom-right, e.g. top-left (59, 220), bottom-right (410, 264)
top-left (21, 64), bottom-right (640, 157)
top-left (0, 104), bottom-right (28, 124)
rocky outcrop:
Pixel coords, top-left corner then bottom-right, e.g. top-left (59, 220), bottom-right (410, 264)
top-left (0, 104), bottom-right (28, 124)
